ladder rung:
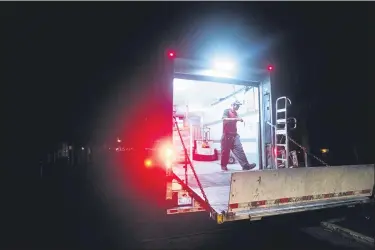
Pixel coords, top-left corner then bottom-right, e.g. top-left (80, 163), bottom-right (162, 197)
top-left (276, 158), bottom-right (287, 161)
top-left (276, 129), bottom-right (287, 135)
top-left (276, 144), bottom-right (286, 147)
top-left (276, 108), bottom-right (286, 113)
top-left (276, 119), bottom-right (286, 123)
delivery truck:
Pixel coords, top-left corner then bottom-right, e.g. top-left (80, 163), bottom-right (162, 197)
top-left (126, 48), bottom-right (374, 224)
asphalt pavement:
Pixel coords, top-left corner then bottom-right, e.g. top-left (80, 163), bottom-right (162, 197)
top-left (2, 161), bottom-right (373, 249)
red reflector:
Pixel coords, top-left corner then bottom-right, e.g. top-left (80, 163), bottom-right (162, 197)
top-left (302, 195), bottom-right (313, 201)
top-left (251, 200), bottom-right (266, 207)
top-left (267, 65), bottom-right (274, 71)
top-left (169, 209), bottom-right (178, 214)
top-left (229, 203), bottom-right (239, 209)
top-left (278, 198), bottom-right (290, 203)
top-left (344, 191), bottom-right (354, 196)
top-left (361, 189), bottom-right (371, 194)
top-left (323, 193), bottom-right (335, 198)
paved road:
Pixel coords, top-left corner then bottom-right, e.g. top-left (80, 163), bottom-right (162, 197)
top-left (2, 161), bottom-right (373, 249)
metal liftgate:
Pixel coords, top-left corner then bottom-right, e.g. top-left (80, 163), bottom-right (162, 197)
top-left (227, 97), bottom-right (374, 223)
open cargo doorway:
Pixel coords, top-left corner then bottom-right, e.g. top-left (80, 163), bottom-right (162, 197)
top-left (172, 77), bottom-right (260, 175)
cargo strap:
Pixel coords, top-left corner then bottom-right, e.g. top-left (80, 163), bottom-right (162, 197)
top-left (173, 116), bottom-right (214, 214)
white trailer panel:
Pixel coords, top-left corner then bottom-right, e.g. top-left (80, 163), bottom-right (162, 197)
top-left (228, 165), bottom-right (374, 215)
top-left (173, 163), bottom-right (374, 223)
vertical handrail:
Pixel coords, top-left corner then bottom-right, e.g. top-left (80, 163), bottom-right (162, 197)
top-left (274, 97), bottom-right (292, 168)
top-left (284, 97), bottom-right (291, 168)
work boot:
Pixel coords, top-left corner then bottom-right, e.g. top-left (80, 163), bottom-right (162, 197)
top-left (243, 163), bottom-right (256, 170)
top-left (221, 165), bottom-right (228, 171)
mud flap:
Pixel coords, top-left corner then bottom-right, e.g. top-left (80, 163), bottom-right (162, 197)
top-left (227, 165), bottom-right (374, 219)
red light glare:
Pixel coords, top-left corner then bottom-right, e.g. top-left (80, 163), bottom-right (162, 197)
top-left (144, 159), bottom-right (153, 168)
top-left (267, 65), bottom-right (274, 71)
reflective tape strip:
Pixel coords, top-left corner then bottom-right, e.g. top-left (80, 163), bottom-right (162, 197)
top-left (228, 189), bottom-right (372, 212)
top-left (167, 207), bottom-right (206, 215)
top-left (361, 189), bottom-right (372, 194)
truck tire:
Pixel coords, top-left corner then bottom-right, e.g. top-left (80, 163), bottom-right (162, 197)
top-left (228, 155), bottom-right (235, 164)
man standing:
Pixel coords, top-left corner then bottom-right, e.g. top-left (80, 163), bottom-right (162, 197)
top-left (221, 100), bottom-right (256, 171)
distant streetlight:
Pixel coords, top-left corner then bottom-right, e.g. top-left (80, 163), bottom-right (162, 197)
top-left (321, 148), bottom-right (329, 154)
top-left (81, 147), bottom-right (85, 150)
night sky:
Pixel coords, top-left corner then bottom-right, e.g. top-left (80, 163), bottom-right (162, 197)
top-left (3, 2), bottom-right (372, 166)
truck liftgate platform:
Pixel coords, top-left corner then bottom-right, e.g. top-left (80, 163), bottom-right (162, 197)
top-left (171, 161), bottom-right (374, 224)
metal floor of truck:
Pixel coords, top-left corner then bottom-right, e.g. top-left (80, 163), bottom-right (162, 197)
top-left (173, 161), bottom-right (257, 213)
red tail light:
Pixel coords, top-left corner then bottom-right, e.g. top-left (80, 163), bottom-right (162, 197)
top-left (144, 159), bottom-right (153, 168)
top-left (155, 139), bottom-right (175, 168)
top-left (167, 50), bottom-right (176, 59)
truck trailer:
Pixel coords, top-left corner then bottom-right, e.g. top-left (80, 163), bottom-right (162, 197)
top-left (124, 49), bottom-right (374, 224)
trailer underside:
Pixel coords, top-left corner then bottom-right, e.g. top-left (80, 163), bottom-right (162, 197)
top-left (172, 163), bottom-right (374, 224)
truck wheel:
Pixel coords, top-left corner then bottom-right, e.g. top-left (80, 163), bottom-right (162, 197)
top-left (228, 156), bottom-right (235, 164)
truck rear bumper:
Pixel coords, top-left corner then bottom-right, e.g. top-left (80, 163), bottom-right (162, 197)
top-left (223, 196), bottom-right (372, 223)
top-left (172, 163), bottom-right (374, 224)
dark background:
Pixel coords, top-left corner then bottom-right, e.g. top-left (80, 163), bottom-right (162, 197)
top-left (2, 2), bottom-right (373, 171)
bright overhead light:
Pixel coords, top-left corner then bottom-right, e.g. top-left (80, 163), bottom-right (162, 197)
top-left (173, 78), bottom-right (191, 91)
top-left (213, 59), bottom-right (236, 71)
